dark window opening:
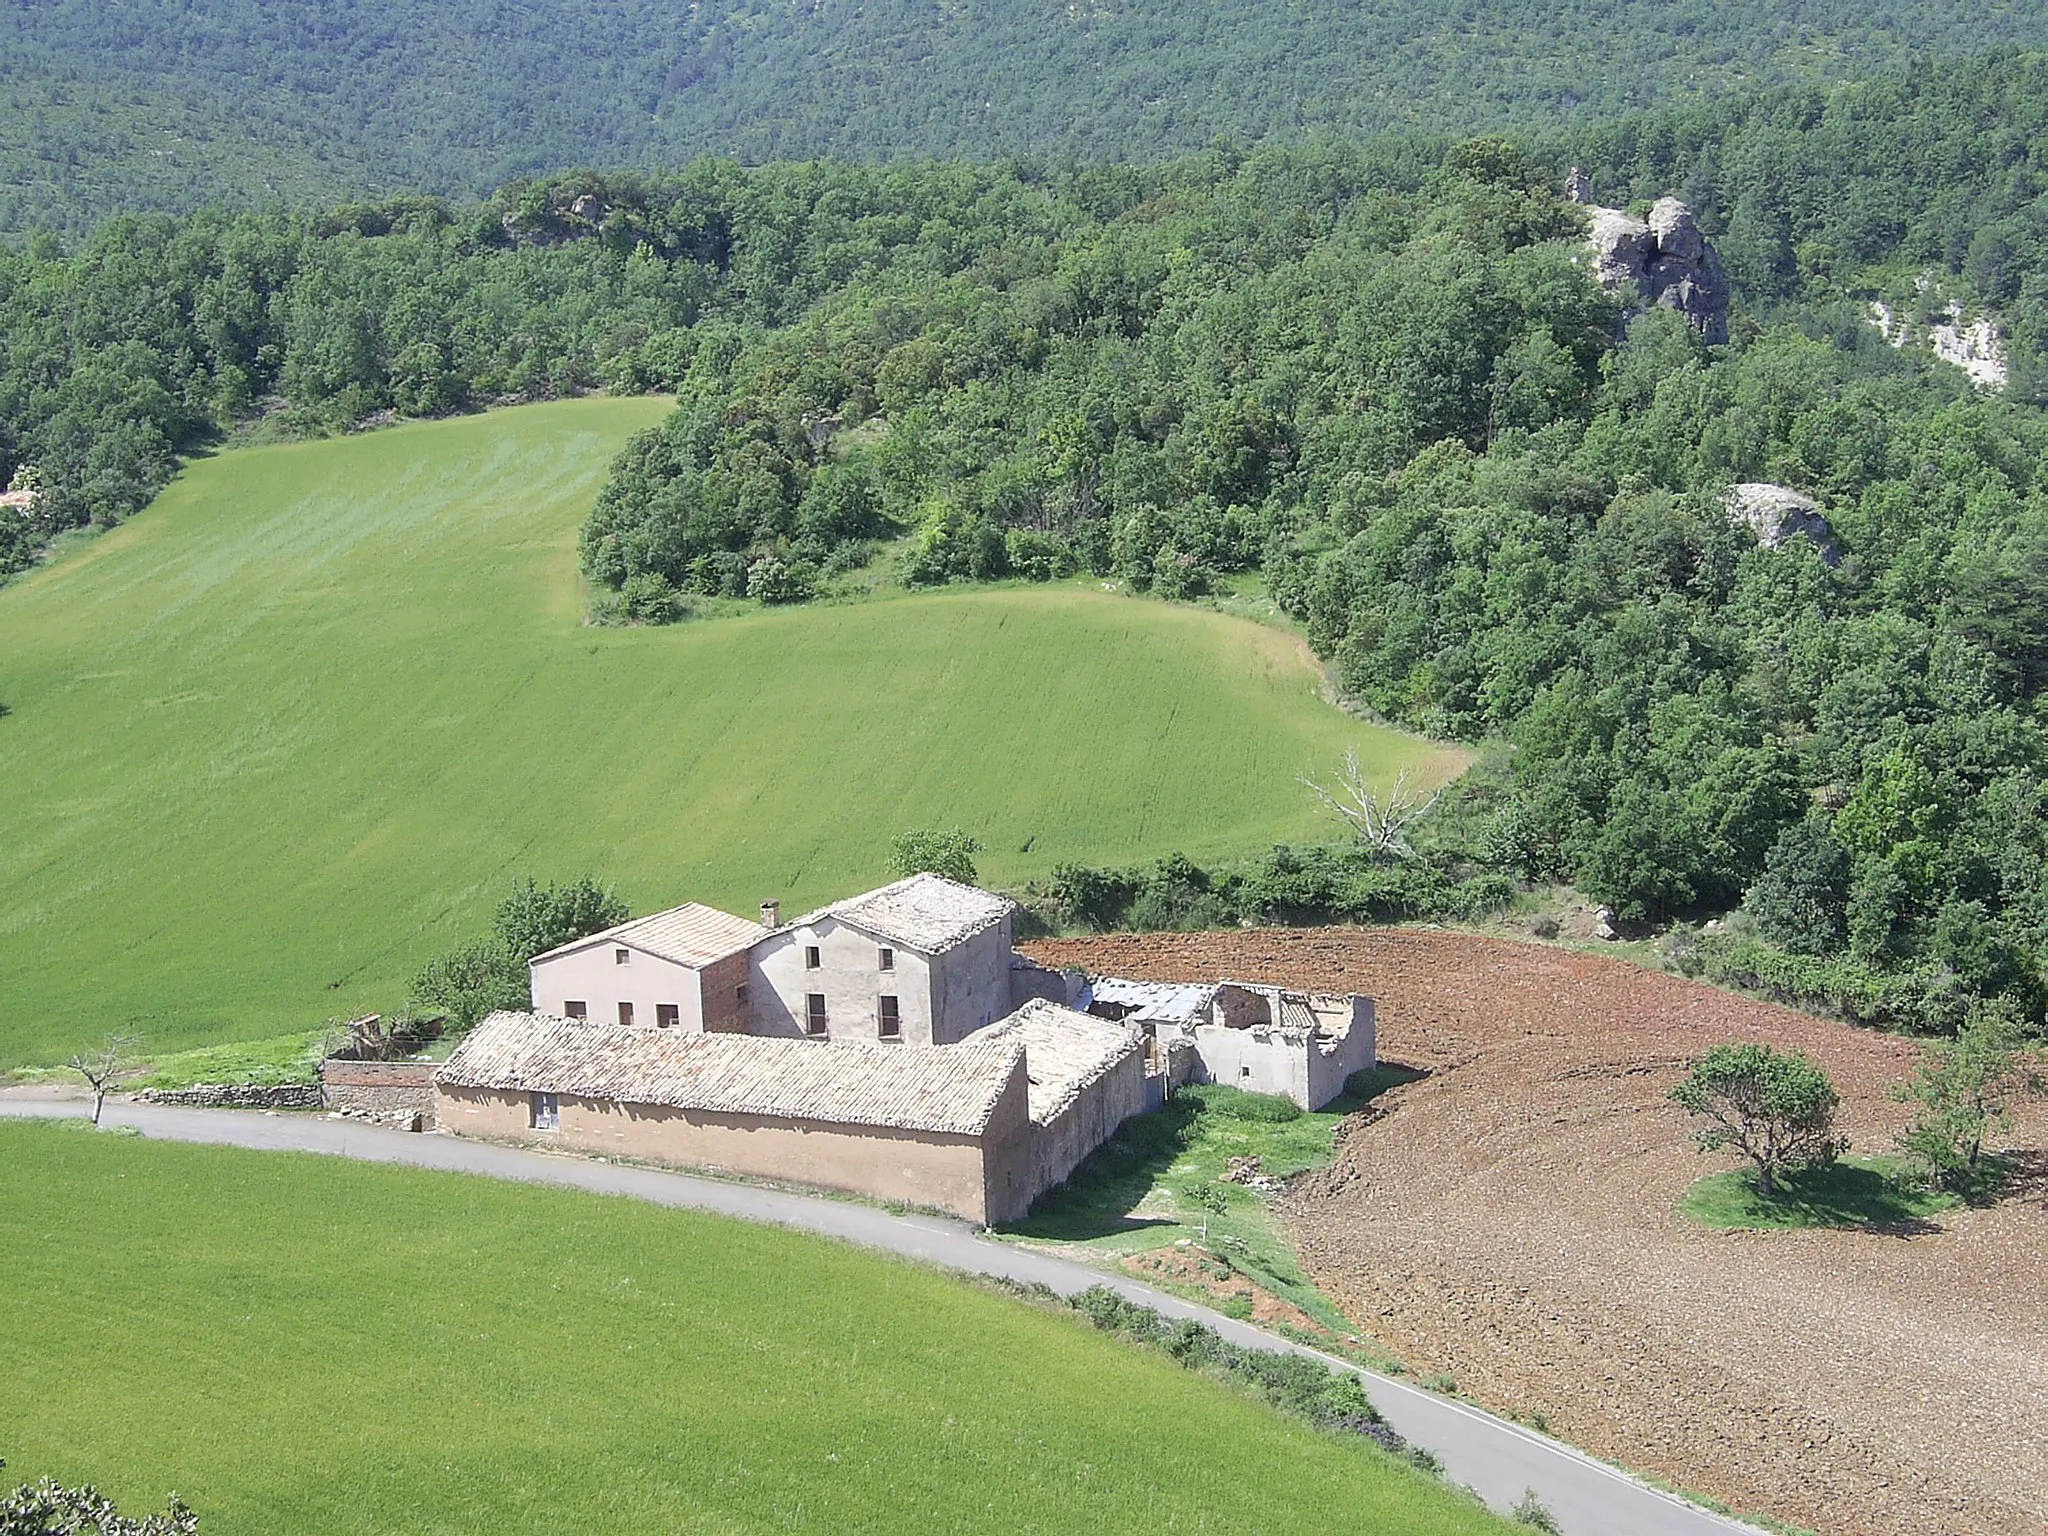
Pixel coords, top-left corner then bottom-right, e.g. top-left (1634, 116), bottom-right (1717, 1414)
top-left (615, 948), bottom-right (630, 965)
top-left (805, 994), bottom-right (828, 1035)
top-left (656, 1003), bottom-right (679, 1028)
top-left (531, 1092), bottom-right (559, 1130)
top-left (618, 1000), bottom-right (635, 1026)
top-left (878, 996), bottom-right (901, 1039)
top-left (804, 945), bottom-right (822, 969)
top-left (878, 947), bottom-right (895, 972)
top-left (564, 1000), bottom-right (587, 1019)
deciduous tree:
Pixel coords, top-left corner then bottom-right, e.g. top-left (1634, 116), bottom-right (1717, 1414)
top-left (1668, 1044), bottom-right (1845, 1196)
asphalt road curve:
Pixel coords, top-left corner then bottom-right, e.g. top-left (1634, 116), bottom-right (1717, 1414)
top-left (2, 1094), bottom-right (1761, 1536)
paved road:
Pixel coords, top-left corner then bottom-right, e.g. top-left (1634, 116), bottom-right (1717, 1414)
top-left (3, 1093), bottom-right (1759, 1536)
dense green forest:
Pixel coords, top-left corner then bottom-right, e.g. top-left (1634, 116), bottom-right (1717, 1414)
top-left (12, 57), bottom-right (2048, 1031)
top-left (11, 1), bottom-right (2048, 233)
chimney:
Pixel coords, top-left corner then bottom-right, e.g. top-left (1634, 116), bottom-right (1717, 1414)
top-left (761, 899), bottom-right (780, 928)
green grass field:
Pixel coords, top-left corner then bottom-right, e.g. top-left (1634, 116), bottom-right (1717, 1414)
top-left (0, 1120), bottom-right (1514, 1536)
top-left (0, 399), bottom-right (1458, 1066)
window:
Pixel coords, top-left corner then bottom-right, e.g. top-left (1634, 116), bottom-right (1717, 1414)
top-left (618, 1000), bottom-right (635, 1026)
top-left (805, 994), bottom-right (828, 1035)
top-left (804, 944), bottom-right (822, 969)
top-left (531, 1092), bottom-right (559, 1130)
top-left (615, 948), bottom-right (630, 966)
top-left (878, 947), bottom-right (895, 972)
top-left (656, 1003), bottom-right (679, 1029)
top-left (564, 1000), bottom-right (587, 1019)
top-left (878, 995), bottom-right (901, 1040)
top-left (736, 982), bottom-right (750, 1007)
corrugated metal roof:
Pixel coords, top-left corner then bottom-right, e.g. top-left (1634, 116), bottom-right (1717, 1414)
top-left (790, 873), bottom-right (1014, 954)
top-left (437, 1012), bottom-right (1023, 1136)
top-left (532, 902), bottom-right (765, 969)
top-left (980, 999), bottom-right (1143, 1125)
top-left (1089, 975), bottom-right (1219, 1027)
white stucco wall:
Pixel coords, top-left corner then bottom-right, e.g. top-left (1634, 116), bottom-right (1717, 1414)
top-left (1303, 997), bottom-right (1377, 1108)
top-left (749, 916), bottom-right (938, 1043)
top-left (530, 941), bottom-right (711, 1029)
top-left (1189, 995), bottom-right (1377, 1111)
top-left (929, 920), bottom-right (1014, 1045)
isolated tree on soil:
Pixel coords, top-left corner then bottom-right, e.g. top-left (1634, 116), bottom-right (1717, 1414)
top-left (1893, 1002), bottom-right (2046, 1191)
top-left (1668, 1044), bottom-right (1845, 1197)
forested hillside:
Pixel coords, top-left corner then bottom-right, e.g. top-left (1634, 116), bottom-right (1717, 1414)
top-left (12, 60), bottom-right (2048, 1033)
top-left (9, 0), bottom-right (2048, 232)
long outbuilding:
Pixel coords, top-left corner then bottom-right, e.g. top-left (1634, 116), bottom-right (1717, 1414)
top-left (434, 1002), bottom-right (1144, 1223)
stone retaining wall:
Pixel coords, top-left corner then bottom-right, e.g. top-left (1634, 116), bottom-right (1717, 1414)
top-left (135, 1082), bottom-right (324, 1109)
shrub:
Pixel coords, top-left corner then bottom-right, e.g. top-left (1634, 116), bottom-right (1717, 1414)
top-left (890, 828), bottom-right (983, 885)
top-left (493, 876), bottom-right (630, 962)
top-left (745, 554), bottom-right (816, 604)
top-left (408, 939), bottom-right (526, 1031)
top-left (1188, 1084), bottom-right (1303, 1123)
top-left (2, 1459), bottom-right (198, 1535)
top-left (620, 571), bottom-right (687, 624)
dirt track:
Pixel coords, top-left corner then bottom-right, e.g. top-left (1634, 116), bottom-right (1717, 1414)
top-left (1024, 929), bottom-right (2048, 1536)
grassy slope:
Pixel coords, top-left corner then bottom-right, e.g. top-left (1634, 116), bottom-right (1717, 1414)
top-left (0, 1121), bottom-right (1512, 1536)
top-left (0, 399), bottom-right (1457, 1064)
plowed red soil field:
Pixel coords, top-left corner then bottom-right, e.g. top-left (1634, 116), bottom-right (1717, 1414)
top-left (1024, 928), bottom-right (2048, 1536)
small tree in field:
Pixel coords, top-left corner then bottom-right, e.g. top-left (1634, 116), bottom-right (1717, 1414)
top-left (891, 828), bottom-right (983, 886)
top-left (1668, 1044), bottom-right (1845, 1197)
top-left (1299, 752), bottom-right (1443, 861)
top-left (66, 1034), bottom-right (138, 1126)
top-left (1893, 1002), bottom-right (2045, 1192)
top-left (1185, 1181), bottom-right (1229, 1243)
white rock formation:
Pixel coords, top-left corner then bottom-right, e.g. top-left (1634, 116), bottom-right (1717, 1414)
top-left (1726, 483), bottom-right (1842, 566)
top-left (1869, 290), bottom-right (2008, 390)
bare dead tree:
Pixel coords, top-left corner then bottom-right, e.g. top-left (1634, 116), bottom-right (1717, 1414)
top-left (1299, 751), bottom-right (1444, 860)
top-left (67, 1034), bottom-right (140, 1126)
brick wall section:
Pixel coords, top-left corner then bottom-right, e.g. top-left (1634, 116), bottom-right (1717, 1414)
top-left (320, 1060), bottom-right (438, 1120)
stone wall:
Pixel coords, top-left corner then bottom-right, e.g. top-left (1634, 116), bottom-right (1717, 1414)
top-left (135, 1082), bottom-right (323, 1109)
top-left (319, 1060), bottom-right (438, 1123)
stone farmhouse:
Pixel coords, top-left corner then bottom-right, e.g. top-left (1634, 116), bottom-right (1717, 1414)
top-left (425, 873), bottom-right (1375, 1223)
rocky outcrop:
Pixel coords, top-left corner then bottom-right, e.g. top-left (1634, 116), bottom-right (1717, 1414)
top-left (1726, 483), bottom-right (1842, 566)
top-left (1580, 192), bottom-right (1729, 345)
top-left (1869, 288), bottom-right (2008, 389)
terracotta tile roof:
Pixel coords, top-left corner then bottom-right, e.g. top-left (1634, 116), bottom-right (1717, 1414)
top-left (532, 902), bottom-right (764, 968)
top-left (437, 1012), bottom-right (1023, 1136)
top-left (791, 873), bottom-right (1014, 954)
top-left (979, 999), bottom-right (1142, 1125)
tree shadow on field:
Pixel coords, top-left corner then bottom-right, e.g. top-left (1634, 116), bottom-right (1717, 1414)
top-left (1689, 1159), bottom-right (1953, 1237)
